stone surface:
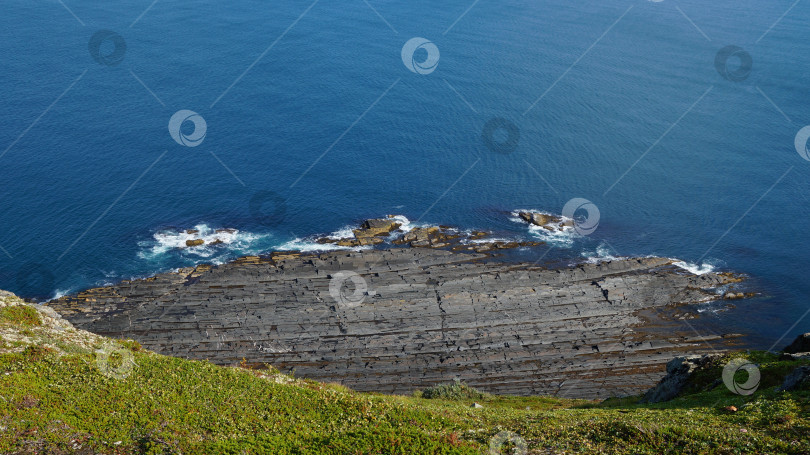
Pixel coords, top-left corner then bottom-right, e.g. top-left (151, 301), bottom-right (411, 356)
top-left (640, 354), bottom-right (721, 403)
top-left (48, 248), bottom-right (745, 399)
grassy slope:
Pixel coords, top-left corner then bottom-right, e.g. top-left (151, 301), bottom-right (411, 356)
top-left (0, 296), bottom-right (808, 454)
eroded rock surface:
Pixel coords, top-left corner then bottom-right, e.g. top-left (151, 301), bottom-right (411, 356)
top-left (48, 248), bottom-right (746, 399)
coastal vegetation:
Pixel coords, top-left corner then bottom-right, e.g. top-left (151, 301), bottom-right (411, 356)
top-left (1, 293), bottom-right (808, 454)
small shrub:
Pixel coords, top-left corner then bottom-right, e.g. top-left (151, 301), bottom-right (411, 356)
top-left (22, 345), bottom-right (53, 361)
top-left (119, 339), bottom-right (142, 352)
top-left (0, 305), bottom-right (41, 327)
top-left (420, 380), bottom-right (489, 400)
top-left (16, 395), bottom-right (39, 410)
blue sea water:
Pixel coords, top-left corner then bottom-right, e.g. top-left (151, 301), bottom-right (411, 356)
top-left (1, 0), bottom-right (808, 349)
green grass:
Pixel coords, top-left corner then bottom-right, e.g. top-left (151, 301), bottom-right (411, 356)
top-left (418, 381), bottom-right (490, 401)
top-left (0, 302), bottom-right (809, 453)
top-left (0, 305), bottom-right (41, 327)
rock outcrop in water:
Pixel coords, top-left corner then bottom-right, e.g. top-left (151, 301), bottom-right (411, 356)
top-left (47, 219), bottom-right (749, 399)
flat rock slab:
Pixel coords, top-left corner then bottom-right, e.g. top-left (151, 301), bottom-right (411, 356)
top-left (48, 249), bottom-right (742, 399)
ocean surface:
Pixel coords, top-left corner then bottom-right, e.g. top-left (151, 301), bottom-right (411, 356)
top-left (1, 0), bottom-right (808, 349)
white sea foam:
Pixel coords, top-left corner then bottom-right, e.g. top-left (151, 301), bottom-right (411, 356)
top-left (527, 224), bottom-right (576, 247)
top-left (510, 209), bottom-right (577, 247)
top-left (277, 215), bottom-right (419, 252)
top-left (137, 224), bottom-right (269, 261)
top-left (48, 288), bottom-right (72, 301)
top-left (319, 225), bottom-right (357, 241)
top-left (696, 301), bottom-right (728, 314)
top-left (465, 237), bottom-right (510, 244)
top-left (277, 237), bottom-right (368, 252)
top-left (582, 243), bottom-right (622, 263)
top-left (389, 214), bottom-right (433, 233)
top-left (672, 260), bottom-right (716, 275)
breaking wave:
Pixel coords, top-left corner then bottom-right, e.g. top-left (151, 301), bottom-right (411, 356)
top-left (137, 224), bottom-right (272, 263)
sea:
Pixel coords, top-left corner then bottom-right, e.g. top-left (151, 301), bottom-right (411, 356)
top-left (1, 0), bottom-right (808, 350)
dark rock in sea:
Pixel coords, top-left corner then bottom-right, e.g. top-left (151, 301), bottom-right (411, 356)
top-left (779, 366), bottom-right (810, 391)
top-left (186, 229), bottom-right (199, 235)
top-left (358, 218), bottom-right (401, 235)
top-left (640, 354), bottom-right (721, 403)
top-left (185, 239), bottom-right (204, 247)
top-left (48, 246), bottom-right (746, 399)
top-left (517, 211), bottom-right (565, 230)
top-left (393, 226), bottom-right (458, 248)
top-left (315, 217), bottom-right (402, 247)
top-left (352, 217), bottom-right (401, 244)
top-left (315, 216), bottom-right (538, 254)
top-left (783, 333), bottom-right (810, 354)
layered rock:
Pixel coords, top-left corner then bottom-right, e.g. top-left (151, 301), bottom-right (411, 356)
top-left (48, 245), bottom-right (747, 399)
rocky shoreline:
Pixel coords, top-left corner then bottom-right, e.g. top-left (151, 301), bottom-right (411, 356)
top-left (47, 216), bottom-right (753, 399)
